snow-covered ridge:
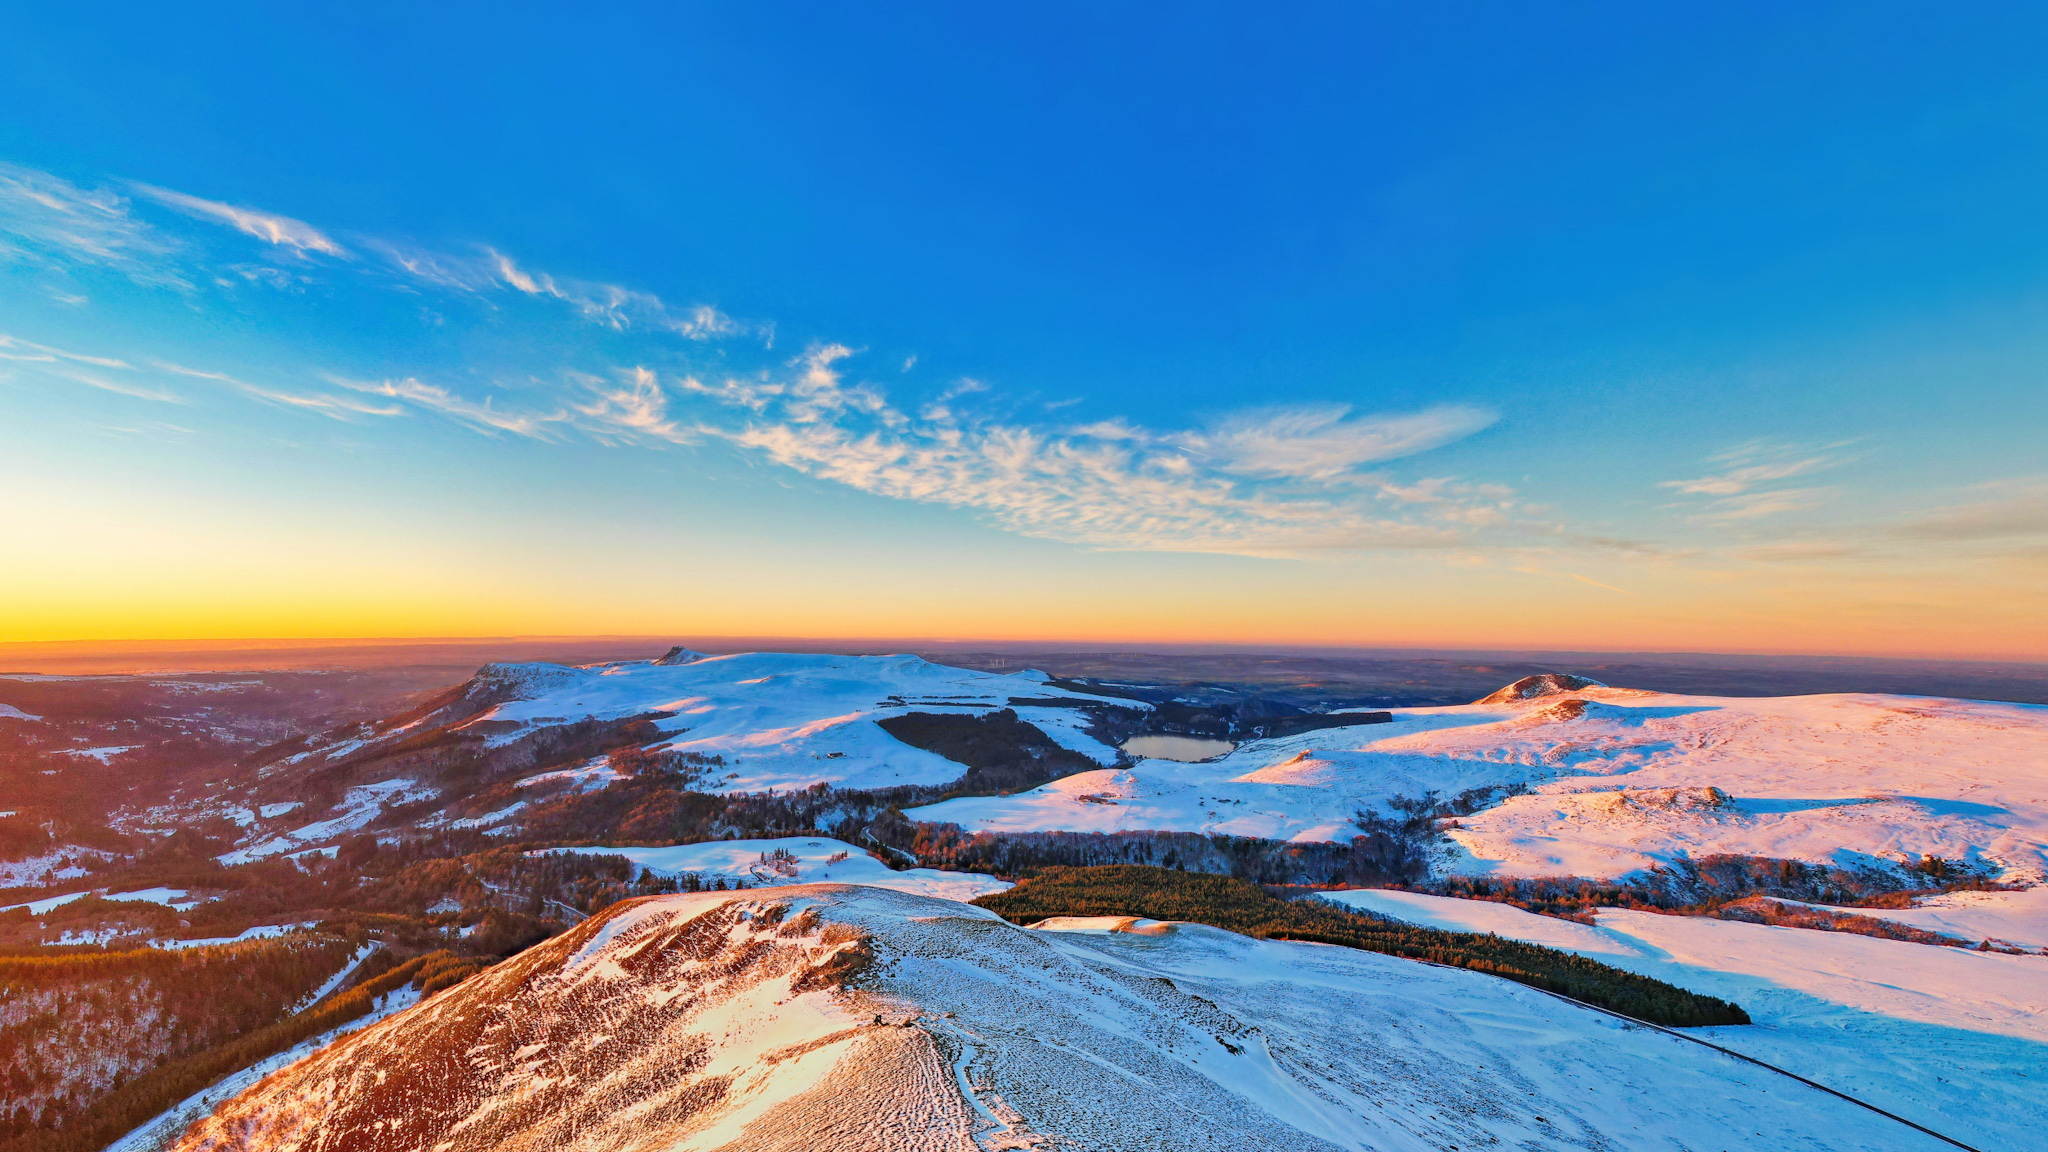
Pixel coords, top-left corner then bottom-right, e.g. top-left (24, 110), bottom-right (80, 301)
top-left (171, 883), bottom-right (1934, 1151)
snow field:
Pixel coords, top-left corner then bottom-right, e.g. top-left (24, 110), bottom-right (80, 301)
top-left (1320, 887), bottom-right (2048, 1150)
top-left (914, 688), bottom-right (2048, 883)
top-left (0, 886), bottom-right (197, 915)
top-left (215, 777), bottom-right (436, 864)
top-left (1789, 884), bottom-right (2048, 951)
top-left (543, 836), bottom-right (1012, 901)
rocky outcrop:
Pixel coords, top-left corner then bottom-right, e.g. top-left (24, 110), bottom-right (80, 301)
top-left (1472, 672), bottom-right (1607, 705)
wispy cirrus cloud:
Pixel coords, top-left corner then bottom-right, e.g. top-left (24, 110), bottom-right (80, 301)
top-left (50, 369), bottom-right (183, 404)
top-left (572, 366), bottom-right (697, 445)
top-left (0, 163), bottom-right (184, 287)
top-left (2, 333), bottom-right (409, 413)
top-left (315, 344), bottom-right (1518, 555)
top-left (0, 159), bottom-right (1522, 558)
top-left (1180, 402), bottom-right (1497, 481)
top-left (0, 333), bottom-right (181, 402)
top-left (129, 183), bottom-right (348, 257)
top-left (1661, 440), bottom-right (1851, 525)
top-left (696, 348), bottom-right (1512, 554)
top-left (156, 362), bottom-right (401, 419)
top-left (327, 374), bottom-right (570, 438)
top-left (1729, 477), bottom-right (2048, 566)
top-left (1695, 486), bottom-right (1834, 523)
top-left (0, 161), bottom-right (747, 347)
top-left (0, 333), bottom-right (132, 370)
top-left (1886, 477), bottom-right (2048, 544)
top-left (368, 240), bottom-right (743, 339)
top-left (1662, 440), bottom-right (1847, 497)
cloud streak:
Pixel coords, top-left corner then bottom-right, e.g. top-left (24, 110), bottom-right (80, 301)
top-left (0, 163), bottom-right (184, 287)
top-left (129, 183), bottom-right (348, 257)
top-left (0, 161), bottom-right (744, 348)
top-left (1182, 403), bottom-right (1496, 480)
top-left (156, 362), bottom-right (401, 419)
top-left (1661, 440), bottom-right (1851, 525)
top-left (1886, 478), bottom-right (2048, 544)
top-left (370, 240), bottom-right (744, 339)
top-left (328, 374), bottom-right (569, 438)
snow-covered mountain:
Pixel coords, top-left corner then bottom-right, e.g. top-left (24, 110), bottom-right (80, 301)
top-left (168, 883), bottom-right (1924, 1152)
top-left (201, 652), bottom-right (2048, 893)
top-left (913, 680), bottom-right (2048, 883)
top-left (301, 651), bottom-right (1128, 788)
top-left (213, 652), bottom-right (1140, 859)
top-left (28, 655), bottom-right (2046, 1150)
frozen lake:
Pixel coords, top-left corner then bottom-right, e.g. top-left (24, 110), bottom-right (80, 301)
top-left (1121, 734), bottom-right (1234, 761)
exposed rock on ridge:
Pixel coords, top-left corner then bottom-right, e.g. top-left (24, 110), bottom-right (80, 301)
top-left (1473, 672), bottom-right (1607, 705)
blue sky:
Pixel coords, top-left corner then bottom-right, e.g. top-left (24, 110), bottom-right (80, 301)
top-left (2, 4), bottom-right (2045, 654)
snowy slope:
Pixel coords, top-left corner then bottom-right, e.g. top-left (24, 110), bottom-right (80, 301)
top-left (544, 836), bottom-right (1011, 901)
top-left (176, 883), bottom-right (1946, 1151)
top-left (343, 652), bottom-right (1129, 794)
top-left (1827, 884), bottom-right (2048, 950)
top-left (108, 984), bottom-right (424, 1152)
top-left (912, 686), bottom-right (2048, 880)
top-left (1321, 888), bottom-right (2048, 1151)
top-left (469, 652), bottom-right (1130, 794)
top-left (210, 652), bottom-right (1139, 860)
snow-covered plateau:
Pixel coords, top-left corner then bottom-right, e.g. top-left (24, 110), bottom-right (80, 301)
top-left (912, 684), bottom-right (2048, 882)
top-left (168, 883), bottom-right (1939, 1152)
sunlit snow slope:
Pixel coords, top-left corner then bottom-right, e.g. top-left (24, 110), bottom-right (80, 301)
top-left (912, 686), bottom-right (2048, 881)
top-left (177, 883), bottom-right (1934, 1151)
